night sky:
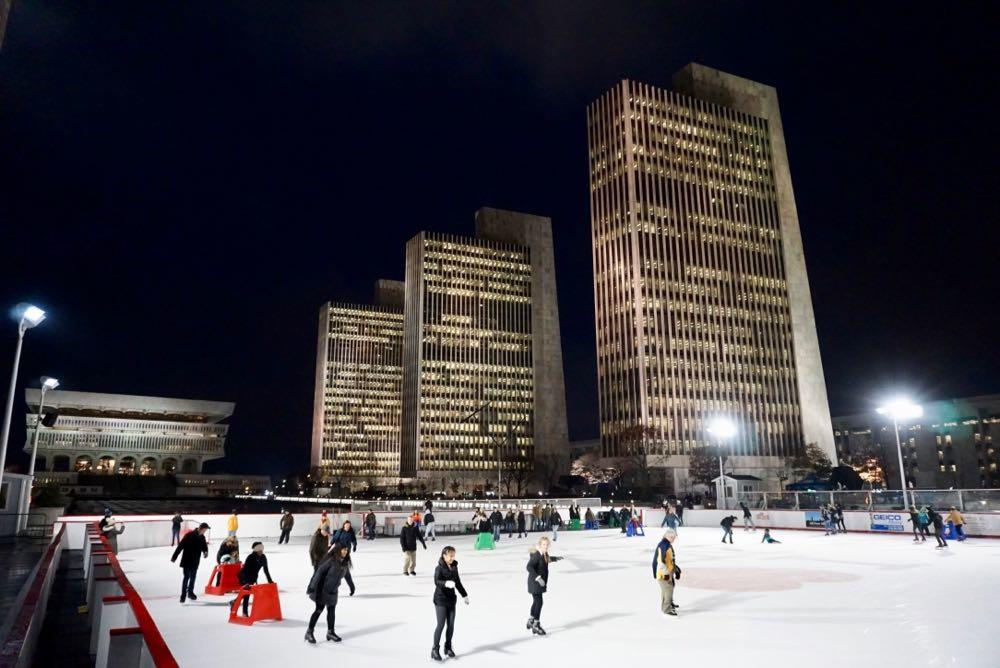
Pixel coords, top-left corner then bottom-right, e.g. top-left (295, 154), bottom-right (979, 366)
top-left (0, 2), bottom-right (996, 476)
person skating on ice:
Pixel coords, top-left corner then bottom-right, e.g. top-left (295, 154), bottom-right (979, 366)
top-left (423, 508), bottom-right (437, 542)
top-left (170, 522), bottom-right (210, 603)
top-left (928, 507), bottom-right (948, 549)
top-left (232, 541), bottom-right (274, 617)
top-left (652, 528), bottom-right (680, 616)
top-left (330, 520), bottom-right (358, 553)
top-left (506, 508), bottom-right (516, 538)
top-left (226, 509), bottom-right (239, 538)
top-left (835, 503), bottom-right (847, 532)
top-left (400, 515), bottom-right (427, 575)
top-left (305, 542), bottom-right (355, 644)
top-left (907, 507), bottom-right (925, 542)
top-left (430, 545), bottom-right (469, 661)
top-left (310, 527), bottom-right (332, 568)
top-left (171, 511), bottom-right (183, 546)
top-left (619, 506), bottom-right (630, 534)
top-left (739, 501), bottom-right (755, 531)
top-left (947, 506), bottom-right (966, 541)
top-left (720, 515), bottom-right (737, 543)
top-left (526, 536), bottom-right (563, 635)
top-left (278, 510), bottom-right (294, 545)
top-left (490, 508), bottom-right (504, 542)
top-left (550, 506), bottom-right (564, 541)
top-left (364, 510), bottom-right (377, 541)
top-left (761, 528), bottom-right (781, 544)
top-left (517, 509), bottom-right (527, 538)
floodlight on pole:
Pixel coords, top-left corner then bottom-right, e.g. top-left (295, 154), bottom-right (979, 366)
top-left (0, 303), bottom-right (48, 496)
top-left (706, 416), bottom-right (737, 510)
top-left (877, 398), bottom-right (923, 509)
top-left (23, 377), bottom-right (59, 521)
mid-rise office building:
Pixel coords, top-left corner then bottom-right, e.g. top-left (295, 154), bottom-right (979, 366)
top-left (314, 208), bottom-right (569, 486)
top-left (23, 390), bottom-right (234, 475)
top-left (311, 281), bottom-right (405, 479)
top-left (834, 395), bottom-right (1000, 490)
top-left (587, 63), bottom-right (834, 488)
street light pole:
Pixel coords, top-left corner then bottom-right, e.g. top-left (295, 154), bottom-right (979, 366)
top-left (717, 450), bottom-right (726, 510)
top-left (26, 377), bottom-right (59, 505)
top-left (890, 417), bottom-right (908, 509)
top-left (877, 399), bottom-right (922, 512)
top-left (0, 305), bottom-right (46, 496)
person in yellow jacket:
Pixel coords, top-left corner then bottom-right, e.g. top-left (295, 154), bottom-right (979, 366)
top-left (948, 507), bottom-right (967, 541)
top-left (652, 528), bottom-right (680, 616)
top-left (227, 510), bottom-right (239, 537)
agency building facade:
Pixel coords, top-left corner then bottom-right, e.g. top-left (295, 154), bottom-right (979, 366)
top-left (313, 208), bottom-right (569, 487)
top-left (24, 390), bottom-right (234, 475)
top-left (833, 395), bottom-right (1000, 490)
top-left (587, 63), bottom-right (835, 489)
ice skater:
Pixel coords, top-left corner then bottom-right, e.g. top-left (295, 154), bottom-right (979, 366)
top-left (907, 507), bottom-right (925, 542)
top-left (517, 509), bottom-right (527, 538)
top-left (365, 510), bottom-right (377, 540)
top-left (740, 501), bottom-right (755, 531)
top-left (761, 528), bottom-right (781, 544)
top-left (305, 542), bottom-right (355, 643)
top-left (835, 503), bottom-right (847, 532)
top-left (171, 511), bottom-right (183, 546)
top-left (278, 510), bottom-right (294, 545)
top-left (720, 515), bottom-right (736, 543)
top-left (928, 507), bottom-right (948, 549)
top-left (917, 506), bottom-right (931, 537)
top-left (550, 506), bottom-right (563, 541)
top-left (170, 522), bottom-right (210, 603)
top-left (226, 510), bottom-right (239, 538)
top-left (424, 509), bottom-right (437, 542)
top-left (400, 515), bottom-right (427, 575)
top-left (330, 520), bottom-right (358, 553)
top-left (431, 545), bottom-right (469, 661)
top-left (506, 508), bottom-right (516, 538)
top-left (310, 527), bottom-right (332, 568)
top-left (652, 528), bottom-right (680, 616)
top-left (232, 541), bottom-right (274, 617)
top-left (526, 536), bottom-right (563, 635)
top-left (490, 508), bottom-right (504, 542)
top-left (948, 506), bottom-right (966, 541)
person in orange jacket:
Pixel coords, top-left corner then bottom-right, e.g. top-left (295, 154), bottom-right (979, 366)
top-left (948, 507), bottom-right (967, 541)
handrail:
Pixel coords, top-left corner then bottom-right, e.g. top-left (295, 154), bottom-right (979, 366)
top-left (0, 522), bottom-right (66, 667)
top-left (95, 524), bottom-right (179, 668)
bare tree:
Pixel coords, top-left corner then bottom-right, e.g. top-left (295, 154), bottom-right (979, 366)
top-left (618, 425), bottom-right (659, 499)
top-left (687, 445), bottom-right (724, 487)
top-left (790, 442), bottom-right (833, 480)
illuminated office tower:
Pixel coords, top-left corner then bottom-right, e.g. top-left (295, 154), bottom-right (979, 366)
top-left (401, 208), bottom-right (568, 480)
top-left (311, 280), bottom-right (405, 479)
top-left (588, 63), bottom-right (834, 486)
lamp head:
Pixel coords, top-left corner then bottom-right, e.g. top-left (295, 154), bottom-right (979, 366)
top-left (41, 376), bottom-right (60, 391)
top-left (706, 416), bottom-right (737, 440)
top-left (876, 399), bottom-right (923, 421)
top-left (15, 303), bottom-right (46, 329)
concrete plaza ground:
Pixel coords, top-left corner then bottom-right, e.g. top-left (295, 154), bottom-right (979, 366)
top-left (122, 526), bottom-right (997, 666)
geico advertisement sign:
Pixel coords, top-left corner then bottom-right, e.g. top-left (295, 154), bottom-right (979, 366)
top-left (870, 512), bottom-right (905, 532)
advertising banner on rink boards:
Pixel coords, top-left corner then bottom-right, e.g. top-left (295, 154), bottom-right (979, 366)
top-left (870, 511), bottom-right (906, 532)
top-left (804, 511), bottom-right (825, 528)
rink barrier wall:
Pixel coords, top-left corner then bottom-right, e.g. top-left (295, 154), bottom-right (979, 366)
top-left (640, 507), bottom-right (1000, 537)
top-left (0, 522), bottom-right (66, 668)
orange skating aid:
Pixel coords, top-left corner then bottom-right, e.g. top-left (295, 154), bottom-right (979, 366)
top-left (228, 582), bottom-right (283, 626)
top-left (204, 562), bottom-right (243, 595)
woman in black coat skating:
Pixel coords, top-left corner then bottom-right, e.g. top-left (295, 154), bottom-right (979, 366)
top-left (305, 543), bottom-right (355, 644)
top-left (526, 536), bottom-right (563, 635)
top-left (430, 546), bottom-right (469, 662)
top-left (516, 510), bottom-right (526, 538)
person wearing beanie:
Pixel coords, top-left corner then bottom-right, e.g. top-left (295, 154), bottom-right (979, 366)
top-left (305, 542), bottom-right (355, 643)
top-left (430, 545), bottom-right (469, 661)
top-left (232, 541), bottom-right (274, 616)
top-left (652, 529), bottom-right (680, 616)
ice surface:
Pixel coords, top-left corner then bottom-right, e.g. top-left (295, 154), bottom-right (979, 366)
top-left (124, 527), bottom-right (997, 666)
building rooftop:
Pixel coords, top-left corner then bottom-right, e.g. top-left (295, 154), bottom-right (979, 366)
top-left (24, 389), bottom-right (235, 423)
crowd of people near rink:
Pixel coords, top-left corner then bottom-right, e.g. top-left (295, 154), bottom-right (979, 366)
top-left (152, 494), bottom-right (973, 662)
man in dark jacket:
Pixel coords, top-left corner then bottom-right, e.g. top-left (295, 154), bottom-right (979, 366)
top-left (721, 515), bottom-right (737, 544)
top-left (330, 520), bottom-right (358, 553)
top-left (739, 501), bottom-right (755, 532)
top-left (619, 506), bottom-right (630, 534)
top-left (516, 510), bottom-right (526, 538)
top-left (310, 528), bottom-right (331, 568)
top-left (233, 541), bottom-right (274, 616)
top-left (490, 509), bottom-right (504, 542)
top-left (170, 522), bottom-right (210, 603)
top-left (278, 510), bottom-right (294, 545)
top-left (431, 546), bottom-right (469, 661)
top-left (400, 516), bottom-right (427, 575)
top-left (171, 512), bottom-right (183, 546)
top-left (550, 508), bottom-right (563, 541)
top-left (365, 510), bottom-right (378, 540)
top-left (928, 507), bottom-right (948, 548)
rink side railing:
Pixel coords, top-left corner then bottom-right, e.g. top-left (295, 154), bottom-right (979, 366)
top-left (0, 523), bottom-right (66, 668)
top-left (731, 488), bottom-right (1000, 512)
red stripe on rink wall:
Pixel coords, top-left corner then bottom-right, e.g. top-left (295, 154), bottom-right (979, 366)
top-left (97, 525), bottom-right (180, 668)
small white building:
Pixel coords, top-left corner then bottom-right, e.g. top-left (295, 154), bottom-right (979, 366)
top-left (712, 473), bottom-right (763, 508)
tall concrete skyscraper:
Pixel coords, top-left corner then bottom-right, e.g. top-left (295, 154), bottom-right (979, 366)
top-left (587, 63), bottom-right (834, 486)
top-left (313, 208), bottom-right (569, 489)
top-left (401, 208), bottom-right (569, 482)
top-left (312, 281), bottom-right (405, 479)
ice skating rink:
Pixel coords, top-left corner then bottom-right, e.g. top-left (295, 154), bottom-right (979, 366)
top-left (123, 527), bottom-right (997, 666)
